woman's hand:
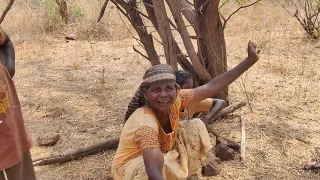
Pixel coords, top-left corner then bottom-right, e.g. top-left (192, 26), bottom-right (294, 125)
top-left (191, 41), bottom-right (260, 104)
top-left (247, 40), bottom-right (260, 64)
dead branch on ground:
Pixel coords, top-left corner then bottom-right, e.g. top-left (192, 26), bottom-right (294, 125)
top-left (33, 137), bottom-right (120, 166)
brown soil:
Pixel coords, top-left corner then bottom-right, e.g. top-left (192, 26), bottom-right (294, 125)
top-left (8, 1), bottom-right (320, 180)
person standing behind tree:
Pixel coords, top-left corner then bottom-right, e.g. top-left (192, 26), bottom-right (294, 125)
top-left (0, 26), bottom-right (36, 180)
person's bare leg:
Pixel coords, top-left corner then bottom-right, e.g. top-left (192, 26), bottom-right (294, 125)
top-left (0, 161), bottom-right (22, 180)
top-left (21, 151), bottom-right (36, 180)
top-left (0, 151), bottom-right (36, 180)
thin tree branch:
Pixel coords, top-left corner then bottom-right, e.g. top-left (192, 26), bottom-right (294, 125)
top-left (219, 1), bottom-right (227, 9)
top-left (219, 10), bottom-right (226, 22)
top-left (189, 35), bottom-right (198, 39)
top-left (0, 0), bottom-right (15, 24)
top-left (186, 0), bottom-right (194, 6)
top-left (169, 19), bottom-right (178, 29)
top-left (148, 31), bottom-right (163, 44)
top-left (111, 0), bottom-right (128, 17)
top-left (97, 0), bottom-right (110, 22)
top-left (143, 1), bottom-right (177, 29)
top-left (275, 0), bottom-right (295, 17)
top-left (222, 0), bottom-right (262, 29)
top-left (132, 6), bottom-right (150, 19)
top-left (114, 0), bottom-right (160, 65)
top-left (113, 1), bottom-right (140, 43)
top-left (133, 46), bottom-right (149, 60)
top-left (310, 9), bottom-right (320, 19)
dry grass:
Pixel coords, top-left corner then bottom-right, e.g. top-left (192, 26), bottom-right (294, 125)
top-left (2, 0), bottom-right (320, 179)
top-left (0, 0), bottom-right (132, 42)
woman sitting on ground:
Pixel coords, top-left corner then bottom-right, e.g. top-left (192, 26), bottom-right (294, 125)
top-left (111, 41), bottom-right (259, 180)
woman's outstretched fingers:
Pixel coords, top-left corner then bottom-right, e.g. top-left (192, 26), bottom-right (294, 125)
top-left (247, 40), bottom-right (260, 61)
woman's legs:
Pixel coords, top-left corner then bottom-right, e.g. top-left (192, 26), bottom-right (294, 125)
top-left (0, 161), bottom-right (22, 180)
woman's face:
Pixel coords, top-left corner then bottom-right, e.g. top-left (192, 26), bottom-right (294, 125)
top-left (181, 78), bottom-right (193, 89)
top-left (144, 82), bottom-right (177, 114)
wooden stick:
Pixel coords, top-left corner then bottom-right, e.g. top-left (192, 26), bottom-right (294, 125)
top-left (33, 137), bottom-right (119, 166)
top-left (97, 0), bottom-right (110, 22)
top-left (133, 46), bottom-right (149, 60)
top-left (240, 108), bottom-right (245, 163)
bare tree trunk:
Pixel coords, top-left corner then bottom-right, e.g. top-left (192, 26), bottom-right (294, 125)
top-left (151, 0), bottom-right (178, 70)
top-left (144, 0), bottom-right (202, 85)
top-left (195, 0), bottom-right (228, 101)
top-left (167, 0), bottom-right (212, 82)
top-left (112, 0), bottom-right (160, 65)
top-left (55, 0), bottom-right (68, 24)
top-left (179, 0), bottom-right (196, 30)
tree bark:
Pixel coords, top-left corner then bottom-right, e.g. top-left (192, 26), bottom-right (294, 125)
top-left (167, 0), bottom-right (212, 82)
top-left (179, 0), bottom-right (196, 30)
top-left (55, 0), bottom-right (68, 24)
top-left (144, 0), bottom-right (201, 84)
top-left (195, 0), bottom-right (228, 100)
top-left (113, 0), bottom-right (160, 65)
top-left (151, 0), bottom-right (178, 70)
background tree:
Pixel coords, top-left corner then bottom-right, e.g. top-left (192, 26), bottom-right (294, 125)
top-left (55, 0), bottom-right (68, 24)
top-left (276, 0), bottom-right (320, 39)
top-left (98, 0), bottom-right (262, 102)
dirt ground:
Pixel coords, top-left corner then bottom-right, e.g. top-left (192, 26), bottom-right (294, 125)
top-left (7, 2), bottom-right (320, 180)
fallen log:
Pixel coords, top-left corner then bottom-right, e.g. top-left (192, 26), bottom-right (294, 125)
top-left (34, 101), bottom-right (245, 166)
top-left (33, 137), bottom-right (119, 166)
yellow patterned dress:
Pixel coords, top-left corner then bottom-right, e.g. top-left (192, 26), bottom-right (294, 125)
top-left (111, 89), bottom-right (213, 180)
top-left (180, 98), bottom-right (213, 120)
